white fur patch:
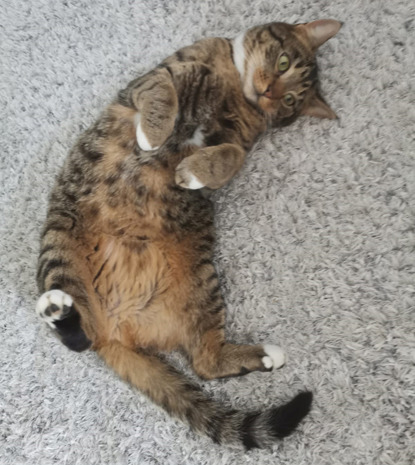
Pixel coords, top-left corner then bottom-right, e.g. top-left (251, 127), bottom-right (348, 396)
top-left (232, 32), bottom-right (246, 79)
top-left (243, 60), bottom-right (257, 103)
top-left (135, 113), bottom-right (159, 151)
top-left (262, 345), bottom-right (286, 369)
top-left (36, 290), bottom-right (73, 329)
top-left (185, 126), bottom-right (205, 147)
top-left (186, 173), bottom-right (205, 190)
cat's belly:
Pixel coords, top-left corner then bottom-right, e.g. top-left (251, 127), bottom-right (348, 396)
top-left (88, 234), bottom-right (196, 350)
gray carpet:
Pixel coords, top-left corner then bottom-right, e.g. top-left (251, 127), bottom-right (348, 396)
top-left (1, 0), bottom-right (414, 464)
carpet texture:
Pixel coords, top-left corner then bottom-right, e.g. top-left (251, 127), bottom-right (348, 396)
top-left (1, 1), bottom-right (414, 464)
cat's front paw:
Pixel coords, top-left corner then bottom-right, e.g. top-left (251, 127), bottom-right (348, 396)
top-left (36, 290), bottom-right (73, 329)
top-left (135, 114), bottom-right (160, 151)
top-left (175, 158), bottom-right (206, 190)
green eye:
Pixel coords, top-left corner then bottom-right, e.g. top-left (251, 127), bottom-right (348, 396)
top-left (283, 93), bottom-right (295, 106)
top-left (278, 54), bottom-right (290, 72)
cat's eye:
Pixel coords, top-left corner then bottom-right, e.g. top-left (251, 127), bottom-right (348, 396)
top-left (278, 54), bottom-right (290, 72)
top-left (283, 93), bottom-right (295, 106)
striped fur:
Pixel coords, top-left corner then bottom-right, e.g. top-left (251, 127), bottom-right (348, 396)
top-left (36, 20), bottom-right (341, 448)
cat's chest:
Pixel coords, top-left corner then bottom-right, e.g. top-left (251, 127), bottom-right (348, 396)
top-left (177, 72), bottom-right (258, 148)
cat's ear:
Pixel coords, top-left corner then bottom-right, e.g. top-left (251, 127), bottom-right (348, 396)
top-left (301, 91), bottom-right (338, 120)
top-left (296, 19), bottom-right (342, 50)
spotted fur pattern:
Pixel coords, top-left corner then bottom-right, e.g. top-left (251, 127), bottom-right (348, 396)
top-left (36, 20), bottom-right (341, 448)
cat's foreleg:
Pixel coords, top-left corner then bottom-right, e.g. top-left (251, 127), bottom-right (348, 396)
top-left (185, 287), bottom-right (285, 380)
top-left (131, 68), bottom-right (178, 151)
top-left (175, 143), bottom-right (246, 189)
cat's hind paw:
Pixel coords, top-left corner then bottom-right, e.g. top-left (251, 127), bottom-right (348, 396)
top-left (262, 345), bottom-right (286, 370)
top-left (36, 290), bottom-right (73, 329)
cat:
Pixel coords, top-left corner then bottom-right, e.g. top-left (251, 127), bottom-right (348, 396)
top-left (36, 19), bottom-right (341, 449)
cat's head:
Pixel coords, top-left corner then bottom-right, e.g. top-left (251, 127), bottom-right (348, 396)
top-left (233, 20), bottom-right (342, 125)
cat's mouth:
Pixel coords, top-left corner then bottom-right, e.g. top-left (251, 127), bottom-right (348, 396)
top-left (260, 85), bottom-right (274, 100)
top-left (256, 89), bottom-right (279, 114)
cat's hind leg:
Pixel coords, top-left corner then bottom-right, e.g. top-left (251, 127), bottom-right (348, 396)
top-left (183, 273), bottom-right (285, 379)
top-left (189, 328), bottom-right (286, 380)
top-left (36, 226), bottom-right (95, 352)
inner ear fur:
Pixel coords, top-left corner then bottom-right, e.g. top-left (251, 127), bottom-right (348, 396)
top-left (296, 19), bottom-right (342, 50)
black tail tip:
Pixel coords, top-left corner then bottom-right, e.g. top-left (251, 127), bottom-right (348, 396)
top-left (269, 390), bottom-right (313, 439)
top-left (291, 391), bottom-right (313, 414)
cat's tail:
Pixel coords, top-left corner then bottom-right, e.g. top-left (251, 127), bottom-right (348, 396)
top-left (98, 341), bottom-right (312, 449)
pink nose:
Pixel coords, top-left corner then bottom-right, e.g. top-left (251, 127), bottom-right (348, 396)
top-left (263, 81), bottom-right (285, 100)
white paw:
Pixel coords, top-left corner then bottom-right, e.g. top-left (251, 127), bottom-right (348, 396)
top-left (36, 290), bottom-right (73, 329)
top-left (186, 173), bottom-right (205, 190)
top-left (135, 114), bottom-right (159, 151)
top-left (176, 165), bottom-right (206, 190)
top-left (262, 345), bottom-right (286, 370)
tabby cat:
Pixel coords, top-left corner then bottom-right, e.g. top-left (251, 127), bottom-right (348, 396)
top-left (36, 19), bottom-right (341, 448)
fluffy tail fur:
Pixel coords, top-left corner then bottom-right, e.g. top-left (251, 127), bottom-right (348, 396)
top-left (99, 342), bottom-right (312, 448)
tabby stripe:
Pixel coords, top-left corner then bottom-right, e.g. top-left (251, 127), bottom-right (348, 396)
top-left (79, 141), bottom-right (104, 162)
top-left (268, 27), bottom-right (284, 46)
top-left (196, 243), bottom-right (212, 253)
top-left (200, 234), bottom-right (214, 243)
top-left (180, 78), bottom-right (192, 112)
top-left (39, 258), bottom-right (69, 283)
top-left (196, 258), bottom-right (212, 269)
top-left (191, 67), bottom-right (210, 117)
top-left (206, 272), bottom-right (218, 283)
top-left (49, 274), bottom-right (83, 290)
top-left (48, 209), bottom-right (77, 222)
top-left (158, 63), bottom-right (174, 77)
top-left (39, 243), bottom-right (57, 257)
top-left (210, 304), bottom-right (224, 315)
top-left (41, 222), bottom-right (71, 239)
top-left (241, 412), bottom-right (261, 449)
top-left (93, 258), bottom-right (109, 285)
top-left (210, 284), bottom-right (221, 297)
top-left (224, 38), bottom-right (233, 59)
top-left (137, 81), bottom-right (161, 95)
top-left (176, 50), bottom-right (185, 61)
top-left (62, 189), bottom-right (79, 203)
top-left (130, 73), bottom-right (151, 90)
top-left (308, 65), bottom-right (318, 83)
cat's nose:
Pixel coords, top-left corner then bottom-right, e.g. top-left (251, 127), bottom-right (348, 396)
top-left (264, 85), bottom-right (272, 99)
top-left (263, 80), bottom-right (285, 99)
